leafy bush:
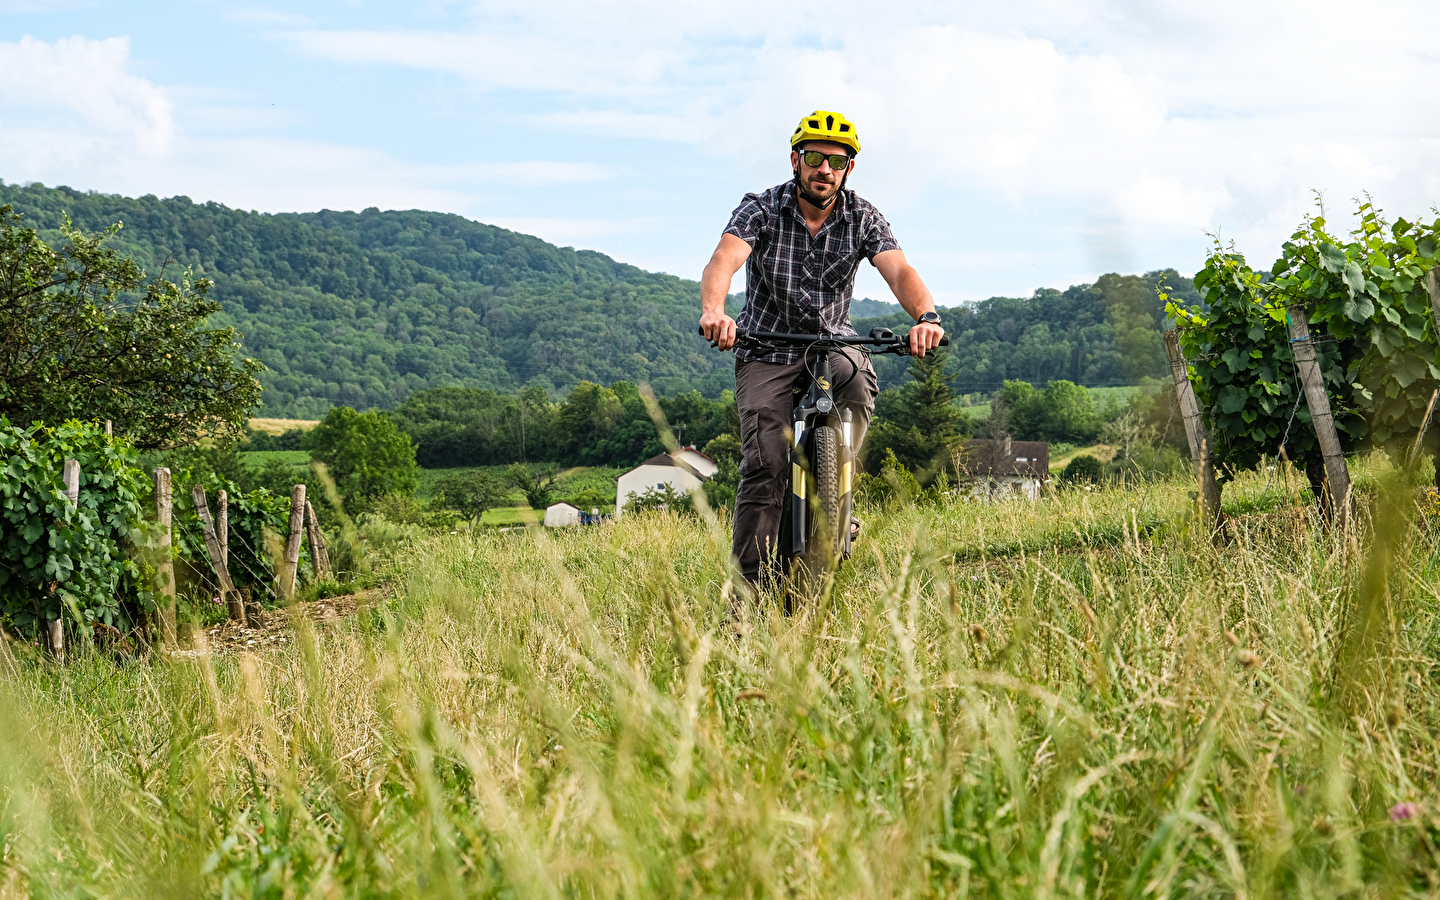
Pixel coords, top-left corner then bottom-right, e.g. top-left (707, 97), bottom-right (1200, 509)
top-left (305, 406), bottom-right (419, 508)
top-left (856, 448), bottom-right (923, 509)
top-left (0, 205), bottom-right (264, 449)
top-left (0, 419), bottom-right (155, 634)
top-left (433, 470), bottom-right (510, 523)
top-left (1061, 454), bottom-right (1104, 484)
top-left (623, 483), bottom-right (697, 517)
top-left (997, 379), bottom-right (1103, 444)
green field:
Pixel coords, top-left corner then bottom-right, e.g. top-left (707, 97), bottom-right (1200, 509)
top-left (961, 385), bottom-right (1143, 422)
top-left (238, 449), bottom-right (311, 469)
top-left (3, 456), bottom-right (1440, 895)
top-left (417, 464), bottom-right (623, 506)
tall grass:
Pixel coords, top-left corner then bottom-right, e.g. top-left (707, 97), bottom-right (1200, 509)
top-left (2, 462), bottom-right (1439, 897)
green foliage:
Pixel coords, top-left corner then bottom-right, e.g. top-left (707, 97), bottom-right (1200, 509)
top-left (701, 432), bottom-right (741, 464)
top-left (165, 466), bottom-right (296, 603)
top-left (1, 183), bottom-right (1196, 416)
top-left (506, 463), bottom-right (558, 510)
top-left (305, 406), bottom-right (419, 508)
top-left (997, 379), bottom-right (1103, 444)
top-left (243, 427), bottom-right (306, 451)
top-left (1168, 217), bottom-right (1378, 483)
top-left (0, 183), bottom-right (733, 416)
top-left (390, 383), bottom-right (736, 470)
top-left (865, 350), bottom-right (971, 476)
top-left (701, 456), bottom-right (740, 510)
top-left (0, 418), bottom-right (154, 634)
top-left (623, 482), bottom-right (696, 517)
top-left (565, 487), bottom-right (613, 513)
top-left (1061, 453), bottom-right (1104, 484)
top-left (856, 447), bottom-right (922, 509)
top-left (857, 269), bottom-right (1191, 394)
top-left (0, 205), bottom-right (264, 449)
top-left (433, 469), bottom-right (509, 523)
top-left (1272, 200), bottom-right (1440, 460)
top-left (387, 385), bottom-right (554, 468)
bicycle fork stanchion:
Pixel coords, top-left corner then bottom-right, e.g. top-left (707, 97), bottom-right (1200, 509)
top-left (840, 407), bottom-right (854, 560)
top-left (790, 414), bottom-right (807, 556)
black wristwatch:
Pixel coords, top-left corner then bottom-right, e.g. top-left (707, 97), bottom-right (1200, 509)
top-left (916, 311), bottom-right (941, 325)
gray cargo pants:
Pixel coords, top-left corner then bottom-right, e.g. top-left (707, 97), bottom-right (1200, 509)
top-left (732, 347), bottom-right (878, 584)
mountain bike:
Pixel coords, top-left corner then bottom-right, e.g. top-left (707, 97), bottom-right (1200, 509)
top-left (702, 326), bottom-right (949, 588)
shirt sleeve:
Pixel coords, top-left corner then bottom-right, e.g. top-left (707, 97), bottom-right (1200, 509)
top-left (861, 207), bottom-right (901, 262)
top-left (722, 193), bottom-right (768, 247)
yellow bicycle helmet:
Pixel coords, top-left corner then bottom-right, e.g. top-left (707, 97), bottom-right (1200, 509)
top-left (790, 110), bottom-right (861, 155)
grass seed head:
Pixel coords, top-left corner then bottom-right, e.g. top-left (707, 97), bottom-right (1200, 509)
top-left (1236, 648), bottom-right (1262, 670)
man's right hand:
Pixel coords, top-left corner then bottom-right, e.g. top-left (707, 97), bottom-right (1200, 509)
top-left (700, 311), bottom-right (738, 351)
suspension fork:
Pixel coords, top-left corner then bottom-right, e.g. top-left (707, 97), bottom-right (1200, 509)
top-left (788, 350), bottom-right (855, 557)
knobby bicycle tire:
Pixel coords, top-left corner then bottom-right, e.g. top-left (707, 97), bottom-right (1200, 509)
top-left (801, 424), bottom-right (843, 583)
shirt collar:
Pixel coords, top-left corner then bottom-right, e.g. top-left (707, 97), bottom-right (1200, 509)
top-left (780, 179), bottom-right (852, 223)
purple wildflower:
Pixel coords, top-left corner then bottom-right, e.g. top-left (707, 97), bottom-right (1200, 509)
top-left (1391, 802), bottom-right (1419, 821)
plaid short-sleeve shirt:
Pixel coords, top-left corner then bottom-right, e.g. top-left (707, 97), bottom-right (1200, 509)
top-left (723, 180), bottom-right (900, 365)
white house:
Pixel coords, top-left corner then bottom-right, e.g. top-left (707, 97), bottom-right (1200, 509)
top-left (615, 446), bottom-right (718, 518)
top-left (543, 502), bottom-right (582, 527)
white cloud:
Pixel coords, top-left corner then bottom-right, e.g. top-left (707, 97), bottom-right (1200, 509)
top-left (0, 35), bottom-right (173, 155)
top-left (8, 1), bottom-right (1440, 300)
top-left (278, 0), bottom-right (1440, 279)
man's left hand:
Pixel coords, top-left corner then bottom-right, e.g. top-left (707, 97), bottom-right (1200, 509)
top-left (909, 321), bottom-right (945, 357)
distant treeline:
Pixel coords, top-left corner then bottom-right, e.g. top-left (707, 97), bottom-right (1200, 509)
top-left (248, 383), bottom-right (741, 470)
top-left (856, 270), bottom-right (1201, 394)
top-left (3, 181), bottom-right (1198, 417)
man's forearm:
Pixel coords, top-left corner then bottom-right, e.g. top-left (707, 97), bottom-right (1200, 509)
top-left (891, 266), bottom-right (935, 320)
top-left (700, 261), bottom-right (731, 317)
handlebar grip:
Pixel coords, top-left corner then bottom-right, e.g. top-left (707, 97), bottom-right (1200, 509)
top-left (940, 335), bottom-right (950, 346)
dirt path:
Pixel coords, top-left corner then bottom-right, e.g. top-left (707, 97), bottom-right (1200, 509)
top-left (196, 588), bottom-right (385, 654)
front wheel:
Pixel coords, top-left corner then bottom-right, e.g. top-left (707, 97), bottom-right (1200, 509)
top-left (800, 423), bottom-right (843, 585)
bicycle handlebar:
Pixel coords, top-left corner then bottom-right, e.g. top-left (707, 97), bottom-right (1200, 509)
top-left (697, 326), bottom-right (949, 355)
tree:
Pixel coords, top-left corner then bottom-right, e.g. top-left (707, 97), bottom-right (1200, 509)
top-left (997, 379), bottom-right (1101, 444)
top-left (0, 206), bottom-right (264, 448)
top-left (506, 463), bottom-right (558, 510)
top-left (304, 406), bottom-right (419, 507)
top-left (865, 350), bottom-right (969, 475)
top-left (434, 470), bottom-right (510, 524)
top-left (1061, 454), bottom-right (1104, 484)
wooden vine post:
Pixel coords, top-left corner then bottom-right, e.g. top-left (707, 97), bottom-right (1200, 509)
top-left (50, 458), bottom-right (81, 661)
top-left (154, 468), bottom-right (177, 648)
top-left (217, 489), bottom-right (228, 571)
top-left (1163, 330), bottom-right (1223, 533)
top-left (305, 500), bottom-right (332, 581)
top-left (192, 485), bottom-right (245, 622)
top-left (279, 485), bottom-right (307, 599)
top-left (1287, 306), bottom-right (1352, 529)
top-left (1426, 269), bottom-right (1440, 327)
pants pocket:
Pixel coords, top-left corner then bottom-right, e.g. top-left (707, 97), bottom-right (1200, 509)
top-left (738, 405), bottom-right (764, 478)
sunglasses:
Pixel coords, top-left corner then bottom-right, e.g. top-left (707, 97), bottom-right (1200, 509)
top-left (801, 150), bottom-right (852, 171)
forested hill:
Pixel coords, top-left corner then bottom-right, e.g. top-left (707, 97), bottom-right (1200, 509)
top-left (1, 181), bottom-right (1198, 416)
top-left (1, 181), bottom-right (735, 418)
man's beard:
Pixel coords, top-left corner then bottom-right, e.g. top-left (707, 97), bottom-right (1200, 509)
top-left (795, 169), bottom-right (844, 209)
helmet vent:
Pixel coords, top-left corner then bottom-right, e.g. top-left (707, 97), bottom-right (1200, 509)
top-left (825, 114), bottom-right (834, 129)
top-left (808, 119), bottom-right (819, 128)
top-left (839, 124), bottom-right (849, 132)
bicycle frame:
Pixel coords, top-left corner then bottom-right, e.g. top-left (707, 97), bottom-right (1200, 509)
top-left (701, 326), bottom-right (950, 575)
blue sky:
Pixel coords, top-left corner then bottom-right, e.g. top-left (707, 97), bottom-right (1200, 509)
top-left (4, 0), bottom-right (1440, 306)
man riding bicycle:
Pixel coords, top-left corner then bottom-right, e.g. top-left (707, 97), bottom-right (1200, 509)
top-left (698, 109), bottom-right (945, 589)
